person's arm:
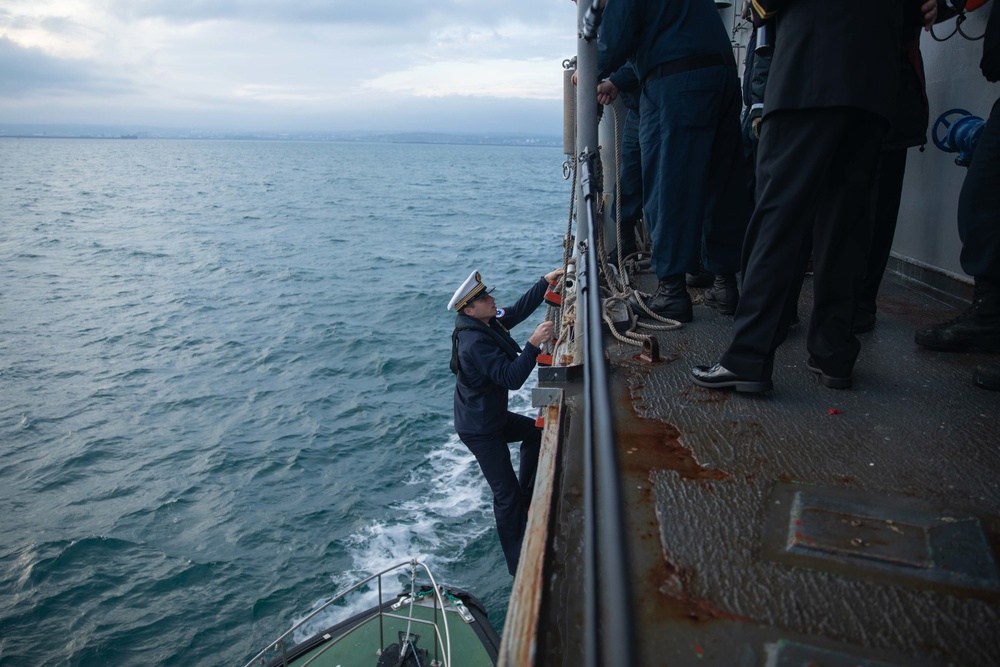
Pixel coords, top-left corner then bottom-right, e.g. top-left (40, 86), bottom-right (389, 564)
top-left (596, 0), bottom-right (639, 80)
top-left (749, 48), bottom-right (771, 135)
top-left (609, 62), bottom-right (639, 94)
top-left (467, 335), bottom-right (540, 391)
top-left (498, 269), bottom-right (563, 328)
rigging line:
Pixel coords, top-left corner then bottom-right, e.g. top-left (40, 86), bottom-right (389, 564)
top-left (602, 101), bottom-right (683, 334)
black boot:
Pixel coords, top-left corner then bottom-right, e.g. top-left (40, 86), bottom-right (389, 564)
top-left (686, 269), bottom-right (713, 288)
top-left (914, 277), bottom-right (1000, 351)
top-left (645, 275), bottom-right (693, 322)
top-left (703, 274), bottom-right (739, 315)
top-left (974, 363), bottom-right (1000, 391)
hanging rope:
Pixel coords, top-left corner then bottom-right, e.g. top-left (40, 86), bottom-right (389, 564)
top-left (597, 103), bottom-right (683, 346)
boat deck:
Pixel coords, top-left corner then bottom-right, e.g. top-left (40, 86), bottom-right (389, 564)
top-left (524, 270), bottom-right (1000, 666)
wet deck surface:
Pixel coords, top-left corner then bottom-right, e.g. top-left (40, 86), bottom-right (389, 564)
top-left (607, 272), bottom-right (1000, 666)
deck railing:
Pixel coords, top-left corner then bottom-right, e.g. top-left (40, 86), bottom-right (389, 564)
top-left (242, 559), bottom-right (452, 667)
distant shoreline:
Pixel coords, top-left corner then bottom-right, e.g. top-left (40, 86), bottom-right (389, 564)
top-left (0, 129), bottom-right (563, 148)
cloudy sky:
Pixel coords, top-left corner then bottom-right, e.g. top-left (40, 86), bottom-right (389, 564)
top-left (0, 0), bottom-right (577, 134)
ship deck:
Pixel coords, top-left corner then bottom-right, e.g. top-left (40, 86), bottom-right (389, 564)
top-left (515, 269), bottom-right (1000, 667)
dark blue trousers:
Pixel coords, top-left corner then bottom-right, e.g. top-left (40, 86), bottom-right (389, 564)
top-left (639, 64), bottom-right (750, 279)
top-left (958, 97), bottom-right (1000, 281)
top-left (459, 413), bottom-right (541, 575)
top-left (617, 106), bottom-right (644, 256)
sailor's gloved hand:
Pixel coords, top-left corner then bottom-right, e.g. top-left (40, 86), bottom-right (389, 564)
top-left (529, 321), bottom-right (556, 348)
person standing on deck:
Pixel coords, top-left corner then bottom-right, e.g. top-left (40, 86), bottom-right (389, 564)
top-left (448, 268), bottom-right (563, 574)
top-left (596, 0), bottom-right (751, 321)
top-left (692, 0), bottom-right (933, 393)
top-left (915, 0), bottom-right (1000, 391)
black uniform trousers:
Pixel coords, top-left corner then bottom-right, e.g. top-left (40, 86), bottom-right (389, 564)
top-left (958, 97), bottom-right (1000, 281)
top-left (459, 412), bottom-right (541, 576)
top-left (856, 147), bottom-right (909, 317)
top-left (721, 107), bottom-right (887, 380)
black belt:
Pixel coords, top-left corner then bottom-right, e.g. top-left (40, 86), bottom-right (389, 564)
top-left (644, 53), bottom-right (735, 84)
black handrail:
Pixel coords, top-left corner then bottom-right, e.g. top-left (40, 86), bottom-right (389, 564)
top-left (577, 150), bottom-right (636, 667)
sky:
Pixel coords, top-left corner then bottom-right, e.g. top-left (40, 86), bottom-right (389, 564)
top-left (0, 0), bottom-right (578, 134)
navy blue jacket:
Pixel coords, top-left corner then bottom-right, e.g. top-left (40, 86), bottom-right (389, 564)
top-left (597, 0), bottom-right (732, 82)
top-left (452, 277), bottom-right (548, 436)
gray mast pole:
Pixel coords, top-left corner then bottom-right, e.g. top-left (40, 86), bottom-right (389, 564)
top-left (575, 0), bottom-right (600, 239)
top-left (576, 4), bottom-right (598, 664)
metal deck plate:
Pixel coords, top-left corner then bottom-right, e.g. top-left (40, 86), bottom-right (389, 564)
top-left (763, 483), bottom-right (1000, 595)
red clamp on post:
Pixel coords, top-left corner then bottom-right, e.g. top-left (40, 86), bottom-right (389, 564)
top-left (537, 353), bottom-right (553, 366)
top-left (544, 282), bottom-right (562, 307)
top-left (535, 412), bottom-right (545, 428)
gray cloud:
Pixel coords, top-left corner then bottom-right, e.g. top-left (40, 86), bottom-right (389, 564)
top-left (106, 0), bottom-right (566, 28)
top-left (109, 0), bottom-right (436, 26)
top-left (0, 36), bottom-right (132, 97)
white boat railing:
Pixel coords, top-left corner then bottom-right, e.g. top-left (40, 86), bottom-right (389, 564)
top-left (243, 559), bottom-right (454, 667)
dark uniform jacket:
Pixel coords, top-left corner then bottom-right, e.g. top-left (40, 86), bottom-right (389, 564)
top-left (596, 0), bottom-right (732, 82)
top-left (763, 0), bottom-right (904, 123)
top-left (451, 277), bottom-right (547, 436)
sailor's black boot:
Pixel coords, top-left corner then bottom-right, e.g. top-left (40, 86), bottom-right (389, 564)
top-left (915, 277), bottom-right (1000, 351)
top-left (645, 275), bottom-right (693, 322)
top-left (703, 274), bottom-right (739, 315)
top-left (686, 268), bottom-right (713, 288)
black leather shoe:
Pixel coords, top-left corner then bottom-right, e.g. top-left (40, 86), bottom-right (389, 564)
top-left (644, 276), bottom-right (693, 322)
top-left (806, 357), bottom-right (852, 389)
top-left (703, 274), bottom-right (739, 315)
top-left (691, 363), bottom-right (772, 393)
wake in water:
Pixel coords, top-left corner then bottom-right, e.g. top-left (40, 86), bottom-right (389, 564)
top-left (292, 382), bottom-right (536, 642)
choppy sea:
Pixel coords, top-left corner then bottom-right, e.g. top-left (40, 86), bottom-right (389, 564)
top-left (0, 138), bottom-right (569, 665)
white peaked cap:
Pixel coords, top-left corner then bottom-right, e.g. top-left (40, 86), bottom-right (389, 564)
top-left (447, 270), bottom-right (495, 311)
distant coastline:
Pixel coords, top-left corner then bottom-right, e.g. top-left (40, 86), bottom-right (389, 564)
top-left (0, 125), bottom-right (562, 148)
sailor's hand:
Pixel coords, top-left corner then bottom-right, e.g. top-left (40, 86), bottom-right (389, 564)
top-left (921, 0), bottom-right (936, 29)
top-left (597, 80), bottom-right (619, 105)
top-left (529, 321), bottom-right (555, 348)
top-left (544, 268), bottom-right (565, 283)
top-left (752, 116), bottom-right (762, 139)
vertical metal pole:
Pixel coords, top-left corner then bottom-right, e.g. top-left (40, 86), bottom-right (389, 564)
top-left (576, 0), bottom-right (600, 250)
top-left (576, 4), bottom-right (601, 666)
top-left (378, 574), bottom-right (384, 653)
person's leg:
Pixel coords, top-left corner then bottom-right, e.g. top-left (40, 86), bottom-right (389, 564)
top-left (639, 66), bottom-right (728, 320)
top-left (958, 98), bottom-right (1000, 282)
top-left (460, 431), bottom-right (524, 575)
top-left (916, 98), bottom-right (1000, 351)
top-left (854, 148), bottom-right (908, 332)
top-left (502, 413), bottom-right (541, 506)
top-left (617, 107), bottom-right (644, 259)
top-left (806, 109), bottom-right (886, 380)
top-left (716, 110), bottom-right (838, 381)
top-left (716, 108), bottom-right (884, 383)
top-left (703, 69), bottom-right (753, 315)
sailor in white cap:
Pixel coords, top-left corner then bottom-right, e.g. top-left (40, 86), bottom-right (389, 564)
top-left (448, 267), bottom-right (563, 575)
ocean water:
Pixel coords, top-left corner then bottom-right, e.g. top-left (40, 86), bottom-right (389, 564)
top-left (0, 138), bottom-right (570, 665)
